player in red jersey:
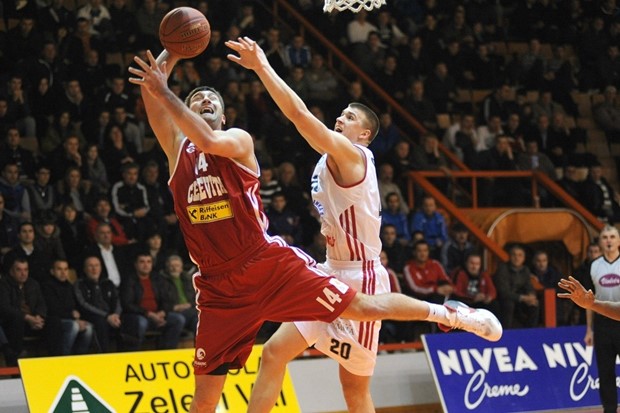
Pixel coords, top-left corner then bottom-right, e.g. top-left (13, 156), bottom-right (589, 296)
top-left (128, 47), bottom-right (502, 413)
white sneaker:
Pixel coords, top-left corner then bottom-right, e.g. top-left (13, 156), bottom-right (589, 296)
top-left (437, 300), bottom-right (503, 342)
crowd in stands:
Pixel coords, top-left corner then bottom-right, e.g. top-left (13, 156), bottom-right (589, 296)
top-left (1, 0), bottom-right (620, 364)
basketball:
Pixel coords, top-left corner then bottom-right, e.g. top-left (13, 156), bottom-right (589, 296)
top-left (159, 7), bottom-right (211, 59)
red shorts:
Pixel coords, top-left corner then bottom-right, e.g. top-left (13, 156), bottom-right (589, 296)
top-left (192, 242), bottom-right (357, 375)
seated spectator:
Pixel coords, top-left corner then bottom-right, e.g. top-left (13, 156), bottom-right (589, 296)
top-left (370, 113), bottom-right (403, 164)
top-left (410, 195), bottom-right (448, 258)
top-left (86, 196), bottom-right (131, 245)
top-left (475, 135), bottom-right (520, 206)
top-left (48, 134), bottom-right (84, 184)
top-left (377, 162), bottom-right (409, 215)
top-left (475, 115), bottom-right (504, 152)
top-left (284, 34), bottom-right (312, 69)
top-left (403, 240), bottom-right (453, 304)
top-left (57, 203), bottom-right (88, 269)
top-left (401, 239), bottom-right (452, 340)
top-left (411, 133), bottom-right (450, 195)
top-left (258, 162), bottom-right (282, 211)
top-left (530, 250), bottom-right (568, 325)
top-left (140, 160), bottom-right (176, 242)
top-left (74, 255), bottom-right (122, 352)
top-left (440, 223), bottom-right (475, 275)
top-left (4, 75), bottom-right (37, 140)
top-left (0, 193), bottom-right (19, 258)
top-left (34, 212), bottom-right (67, 268)
top-left (403, 79), bottom-right (437, 130)
top-left (385, 140), bottom-right (415, 194)
top-left (160, 255), bottom-right (198, 335)
top-left (443, 113), bottom-right (478, 166)
top-left (0, 162), bottom-right (31, 222)
top-left (582, 162), bottom-right (620, 223)
top-left (381, 192), bottom-right (411, 244)
top-left (25, 163), bottom-right (57, 223)
top-left (3, 222), bottom-right (49, 284)
top-left (41, 111), bottom-right (86, 156)
top-left (83, 222), bottom-right (129, 288)
top-left (145, 231), bottom-right (166, 275)
top-left (380, 224), bottom-right (409, 274)
top-left (56, 166), bottom-right (95, 219)
top-left (0, 127), bottom-right (37, 181)
top-left (0, 258), bottom-right (47, 366)
top-left (531, 90), bottom-right (565, 123)
top-left (112, 105), bottom-right (143, 154)
top-left (424, 62), bottom-right (457, 113)
top-left (43, 259), bottom-right (93, 355)
top-left (120, 252), bottom-right (185, 350)
top-left (266, 192), bottom-right (303, 247)
top-left (452, 252), bottom-right (499, 315)
top-left (494, 244), bottom-right (539, 329)
top-left (593, 85), bottom-right (620, 148)
top-left (110, 162), bottom-right (151, 242)
top-left (350, 31), bottom-right (387, 77)
top-left (479, 84), bottom-right (520, 126)
top-left (81, 143), bottom-right (109, 195)
top-left (101, 123), bottom-right (137, 184)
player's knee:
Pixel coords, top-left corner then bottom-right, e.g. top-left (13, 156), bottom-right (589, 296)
top-left (262, 339), bottom-right (288, 367)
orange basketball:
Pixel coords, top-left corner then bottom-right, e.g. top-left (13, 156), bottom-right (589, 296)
top-left (159, 7), bottom-right (211, 59)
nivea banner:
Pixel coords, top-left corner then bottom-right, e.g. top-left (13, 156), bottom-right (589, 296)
top-left (422, 326), bottom-right (613, 412)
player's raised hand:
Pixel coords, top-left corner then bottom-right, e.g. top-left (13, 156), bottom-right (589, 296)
top-left (128, 50), bottom-right (169, 98)
top-left (225, 36), bottom-right (268, 71)
top-left (557, 276), bottom-right (595, 309)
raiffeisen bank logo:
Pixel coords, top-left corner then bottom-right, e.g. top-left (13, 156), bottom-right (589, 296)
top-left (49, 375), bottom-right (116, 413)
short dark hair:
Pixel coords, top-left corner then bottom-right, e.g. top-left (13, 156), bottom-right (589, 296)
top-left (349, 102), bottom-right (379, 141)
top-left (184, 86), bottom-right (225, 110)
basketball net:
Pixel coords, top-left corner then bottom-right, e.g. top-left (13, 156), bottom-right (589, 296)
top-left (323, 0), bottom-right (386, 13)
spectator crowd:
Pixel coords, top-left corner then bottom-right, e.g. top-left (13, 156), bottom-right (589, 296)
top-left (1, 0), bottom-right (620, 363)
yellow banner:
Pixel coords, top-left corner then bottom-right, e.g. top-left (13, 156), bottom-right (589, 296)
top-left (19, 346), bottom-right (300, 412)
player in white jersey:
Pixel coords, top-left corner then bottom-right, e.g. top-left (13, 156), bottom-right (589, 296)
top-left (226, 36), bottom-right (502, 413)
top-left (298, 144), bottom-right (390, 377)
top-left (559, 225), bottom-right (620, 413)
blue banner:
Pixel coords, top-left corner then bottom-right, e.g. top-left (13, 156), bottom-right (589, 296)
top-left (422, 326), bottom-right (616, 412)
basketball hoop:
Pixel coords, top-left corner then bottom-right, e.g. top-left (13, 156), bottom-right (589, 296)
top-left (323, 0), bottom-right (386, 13)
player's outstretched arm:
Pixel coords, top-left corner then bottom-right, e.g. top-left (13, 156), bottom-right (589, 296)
top-left (558, 276), bottom-right (620, 321)
top-left (226, 37), bottom-right (360, 164)
top-left (128, 49), bottom-right (182, 161)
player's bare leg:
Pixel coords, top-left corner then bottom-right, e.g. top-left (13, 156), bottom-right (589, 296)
top-left (247, 323), bottom-right (308, 413)
top-left (190, 374), bottom-right (227, 413)
top-left (339, 365), bottom-right (374, 413)
top-left (341, 293), bottom-right (502, 342)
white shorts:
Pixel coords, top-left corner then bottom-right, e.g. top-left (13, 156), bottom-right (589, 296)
top-left (294, 258), bottom-right (391, 376)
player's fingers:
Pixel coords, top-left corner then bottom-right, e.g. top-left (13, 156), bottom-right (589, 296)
top-left (146, 49), bottom-right (157, 66)
top-left (227, 54), bottom-right (240, 62)
top-left (133, 56), bottom-right (151, 71)
top-left (127, 67), bottom-right (146, 77)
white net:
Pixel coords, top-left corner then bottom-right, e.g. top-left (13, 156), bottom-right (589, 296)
top-left (323, 0), bottom-right (387, 13)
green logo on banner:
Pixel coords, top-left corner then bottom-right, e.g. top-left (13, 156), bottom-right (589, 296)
top-left (50, 376), bottom-right (115, 413)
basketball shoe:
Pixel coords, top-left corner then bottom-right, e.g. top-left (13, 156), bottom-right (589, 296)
top-left (437, 300), bottom-right (503, 342)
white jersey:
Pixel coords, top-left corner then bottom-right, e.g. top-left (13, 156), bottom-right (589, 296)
top-left (590, 255), bottom-right (620, 302)
top-left (310, 145), bottom-right (382, 262)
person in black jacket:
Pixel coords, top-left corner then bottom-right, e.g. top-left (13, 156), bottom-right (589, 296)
top-left (120, 252), bottom-right (185, 350)
top-left (74, 255), bottom-right (121, 352)
top-left (43, 259), bottom-right (93, 355)
top-left (0, 257), bottom-right (47, 366)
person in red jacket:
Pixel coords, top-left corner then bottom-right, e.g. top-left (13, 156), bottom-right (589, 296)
top-left (403, 239), bottom-right (453, 304)
top-left (452, 252), bottom-right (499, 316)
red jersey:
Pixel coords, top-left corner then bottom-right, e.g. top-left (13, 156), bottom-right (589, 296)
top-left (168, 138), bottom-right (269, 274)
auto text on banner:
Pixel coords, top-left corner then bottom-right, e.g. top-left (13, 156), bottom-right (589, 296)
top-left (422, 326), bottom-right (613, 413)
top-left (19, 345), bottom-right (301, 413)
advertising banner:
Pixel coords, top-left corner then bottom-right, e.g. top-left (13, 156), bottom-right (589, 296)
top-left (19, 346), bottom-right (300, 412)
top-left (423, 326), bottom-right (613, 412)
